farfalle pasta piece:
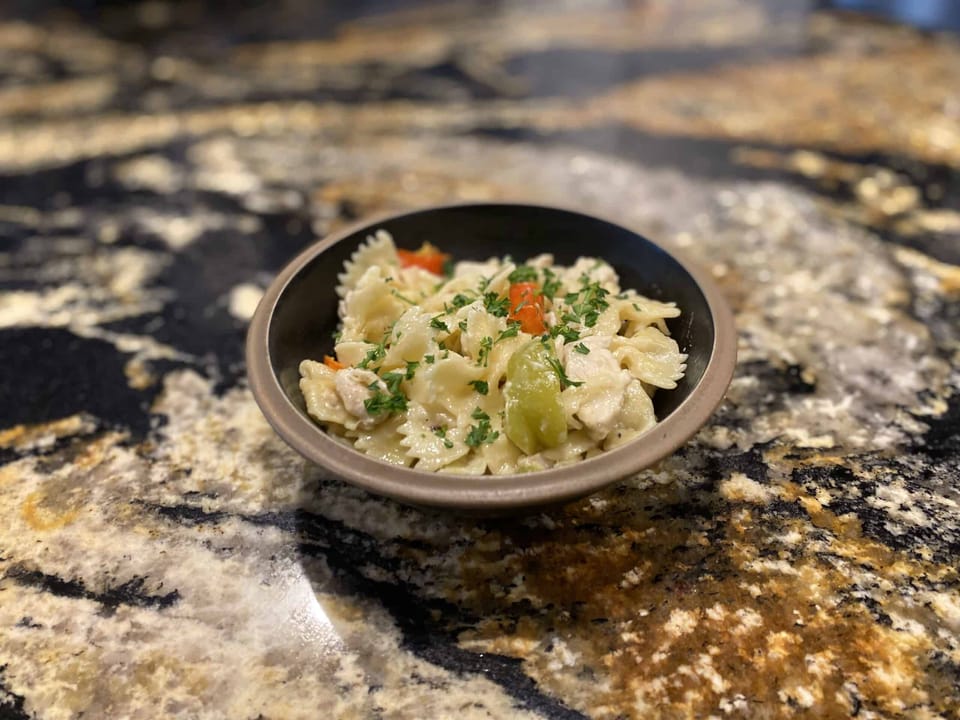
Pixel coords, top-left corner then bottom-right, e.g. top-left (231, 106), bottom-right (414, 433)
top-left (381, 308), bottom-right (436, 370)
top-left (347, 415), bottom-right (409, 465)
top-left (618, 295), bottom-right (681, 335)
top-left (338, 265), bottom-right (408, 342)
top-left (406, 353), bottom-right (484, 421)
top-left (397, 405), bottom-right (469, 472)
top-left (336, 229), bottom-right (398, 298)
top-left (610, 328), bottom-right (687, 389)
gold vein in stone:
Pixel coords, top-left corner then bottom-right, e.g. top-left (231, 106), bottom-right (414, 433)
top-left (578, 45), bottom-right (960, 167)
top-left (0, 76), bottom-right (115, 118)
top-left (455, 468), bottom-right (957, 717)
top-left (234, 0), bottom-right (781, 69)
top-left (895, 246), bottom-right (960, 296)
top-left (3, 41), bottom-right (960, 172)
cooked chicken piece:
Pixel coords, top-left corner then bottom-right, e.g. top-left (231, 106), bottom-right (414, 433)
top-left (334, 368), bottom-right (387, 429)
top-left (562, 335), bottom-right (632, 440)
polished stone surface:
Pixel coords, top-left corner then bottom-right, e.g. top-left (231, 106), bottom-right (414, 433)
top-left (1, 1), bottom-right (959, 718)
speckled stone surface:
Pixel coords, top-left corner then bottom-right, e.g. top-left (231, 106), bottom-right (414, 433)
top-left (1, 2), bottom-right (960, 718)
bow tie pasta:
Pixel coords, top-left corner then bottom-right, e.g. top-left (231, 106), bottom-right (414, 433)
top-left (299, 230), bottom-right (686, 475)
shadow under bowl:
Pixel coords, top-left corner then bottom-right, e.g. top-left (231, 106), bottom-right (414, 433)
top-left (247, 203), bottom-right (736, 512)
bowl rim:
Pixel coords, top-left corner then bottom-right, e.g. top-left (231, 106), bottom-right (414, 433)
top-left (246, 201), bottom-right (736, 510)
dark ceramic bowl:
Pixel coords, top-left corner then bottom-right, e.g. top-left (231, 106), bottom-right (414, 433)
top-left (247, 203), bottom-right (736, 511)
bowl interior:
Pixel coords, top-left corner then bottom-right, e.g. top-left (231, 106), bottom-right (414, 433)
top-left (268, 204), bottom-right (714, 427)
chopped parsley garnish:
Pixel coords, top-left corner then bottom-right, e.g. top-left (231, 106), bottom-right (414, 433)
top-left (483, 292), bottom-right (510, 318)
top-left (404, 360), bottom-right (419, 379)
top-left (458, 319), bottom-right (468, 332)
top-left (573, 342), bottom-right (590, 355)
top-left (364, 372), bottom-right (408, 415)
top-left (468, 380), bottom-right (489, 395)
top-left (357, 325), bottom-right (397, 370)
top-left (508, 265), bottom-right (539, 283)
top-left (477, 336), bottom-right (493, 366)
top-left (546, 354), bottom-right (583, 389)
top-left (430, 315), bottom-right (449, 332)
top-left (443, 257), bottom-right (455, 277)
top-left (561, 277), bottom-right (610, 328)
top-left (433, 425), bottom-right (454, 449)
top-left (465, 407), bottom-right (499, 447)
top-left (541, 267), bottom-right (561, 300)
top-left (357, 342), bottom-right (386, 369)
top-left (424, 354), bottom-right (435, 364)
top-left (550, 324), bottom-right (580, 342)
top-left (538, 339), bottom-right (583, 389)
top-left (495, 321), bottom-right (521, 343)
top-left (451, 293), bottom-right (472, 309)
top-left (390, 288), bottom-right (416, 305)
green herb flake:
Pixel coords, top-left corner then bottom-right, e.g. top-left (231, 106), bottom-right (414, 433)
top-left (451, 293), bottom-right (472, 309)
top-left (424, 354), bottom-right (435, 365)
top-left (495, 321), bottom-right (521, 344)
top-left (550, 324), bottom-right (580, 342)
top-left (477, 336), bottom-right (493, 367)
top-left (390, 288), bottom-right (416, 305)
top-left (357, 342), bottom-right (386, 369)
top-left (538, 339), bottom-right (583, 389)
top-left (541, 268), bottom-right (561, 300)
top-left (508, 265), bottom-right (539, 283)
top-left (458, 319), bottom-right (468, 332)
top-left (483, 292), bottom-right (510, 318)
top-left (404, 360), bottom-right (420, 379)
top-left (381, 371), bottom-right (405, 395)
top-left (546, 355), bottom-right (583, 389)
top-left (363, 372), bottom-right (408, 415)
top-left (465, 407), bottom-right (499, 447)
top-left (430, 315), bottom-right (450, 332)
top-left (433, 425), bottom-right (454, 449)
top-left (468, 379), bottom-right (489, 395)
top-left (573, 343), bottom-right (590, 355)
top-left (561, 277), bottom-right (610, 329)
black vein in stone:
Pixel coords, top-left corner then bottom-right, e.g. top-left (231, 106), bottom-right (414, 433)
top-left (4, 565), bottom-right (181, 617)
top-left (143, 501), bottom-right (589, 720)
top-left (0, 665), bottom-right (32, 720)
top-left (0, 327), bottom-right (160, 439)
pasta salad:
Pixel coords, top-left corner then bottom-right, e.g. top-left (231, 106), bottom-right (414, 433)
top-left (299, 230), bottom-right (686, 474)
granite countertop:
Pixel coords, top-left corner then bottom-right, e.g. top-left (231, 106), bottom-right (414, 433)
top-left (1, 1), bottom-right (959, 718)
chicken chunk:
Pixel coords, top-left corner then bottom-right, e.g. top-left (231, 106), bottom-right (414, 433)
top-left (334, 368), bottom-right (388, 429)
top-left (562, 336), bottom-right (632, 441)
